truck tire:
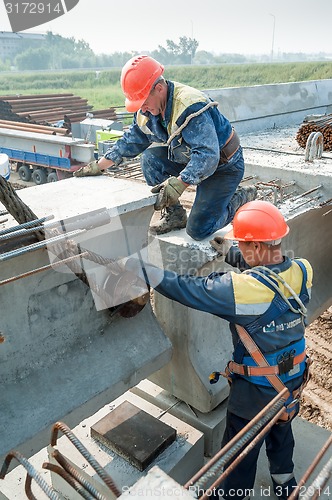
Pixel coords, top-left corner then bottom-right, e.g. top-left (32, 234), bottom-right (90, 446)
top-left (18, 164), bottom-right (32, 182)
top-left (32, 169), bottom-right (47, 185)
top-left (47, 172), bottom-right (58, 182)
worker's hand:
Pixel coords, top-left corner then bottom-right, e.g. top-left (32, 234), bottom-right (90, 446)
top-left (151, 176), bottom-right (187, 211)
top-left (209, 236), bottom-right (226, 255)
top-left (73, 160), bottom-right (102, 177)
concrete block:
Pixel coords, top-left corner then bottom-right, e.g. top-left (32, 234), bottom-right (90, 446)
top-left (131, 380), bottom-right (228, 457)
top-left (119, 466), bottom-right (195, 499)
top-left (147, 227), bottom-right (234, 413)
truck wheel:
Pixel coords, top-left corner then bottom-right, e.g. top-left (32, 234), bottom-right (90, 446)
top-left (18, 165), bottom-right (32, 182)
top-left (47, 172), bottom-right (58, 182)
top-left (32, 169), bottom-right (47, 185)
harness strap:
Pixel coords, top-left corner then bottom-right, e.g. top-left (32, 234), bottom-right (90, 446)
top-left (228, 351), bottom-right (306, 377)
top-left (234, 324), bottom-right (289, 396)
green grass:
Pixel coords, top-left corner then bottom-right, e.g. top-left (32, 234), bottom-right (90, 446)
top-left (0, 62), bottom-right (331, 109)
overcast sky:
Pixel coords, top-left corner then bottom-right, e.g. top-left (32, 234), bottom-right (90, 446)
top-left (1, 0), bottom-right (331, 56)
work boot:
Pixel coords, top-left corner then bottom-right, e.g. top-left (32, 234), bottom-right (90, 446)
top-left (230, 185), bottom-right (257, 213)
top-left (150, 203), bottom-right (187, 235)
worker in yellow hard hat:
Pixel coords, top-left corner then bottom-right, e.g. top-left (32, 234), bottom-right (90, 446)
top-left (74, 54), bottom-right (257, 240)
top-left (121, 200), bottom-right (313, 500)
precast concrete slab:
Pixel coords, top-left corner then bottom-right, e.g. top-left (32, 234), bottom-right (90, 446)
top-left (131, 379), bottom-right (228, 457)
top-left (0, 391), bottom-right (204, 499)
top-left (0, 176), bottom-right (173, 462)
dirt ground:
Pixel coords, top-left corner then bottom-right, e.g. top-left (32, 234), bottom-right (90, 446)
top-left (299, 307), bottom-right (332, 431)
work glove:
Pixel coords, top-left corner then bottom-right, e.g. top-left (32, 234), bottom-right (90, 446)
top-left (73, 160), bottom-right (102, 177)
top-left (209, 236), bottom-right (226, 255)
top-left (151, 176), bottom-right (187, 211)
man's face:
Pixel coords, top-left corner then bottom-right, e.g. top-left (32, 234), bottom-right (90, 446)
top-left (238, 241), bottom-right (259, 267)
top-left (141, 84), bottom-right (164, 116)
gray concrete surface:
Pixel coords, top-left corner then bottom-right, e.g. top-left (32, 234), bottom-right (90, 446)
top-left (207, 79), bottom-right (332, 134)
top-left (0, 391), bottom-right (204, 499)
top-left (0, 176), bottom-right (172, 462)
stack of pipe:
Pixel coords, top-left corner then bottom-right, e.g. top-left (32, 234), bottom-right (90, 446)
top-left (0, 119), bottom-right (69, 135)
top-left (0, 94), bottom-right (119, 133)
top-left (296, 114), bottom-right (332, 151)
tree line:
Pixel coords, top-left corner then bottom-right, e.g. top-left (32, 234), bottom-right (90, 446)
top-left (0, 31), bottom-right (331, 72)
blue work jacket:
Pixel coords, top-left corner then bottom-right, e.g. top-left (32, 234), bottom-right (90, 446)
top-left (126, 248), bottom-right (313, 419)
top-left (104, 81), bottom-right (232, 185)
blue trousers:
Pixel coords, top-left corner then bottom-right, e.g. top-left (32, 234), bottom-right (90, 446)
top-left (209, 411), bottom-right (296, 500)
top-left (140, 146), bottom-right (244, 240)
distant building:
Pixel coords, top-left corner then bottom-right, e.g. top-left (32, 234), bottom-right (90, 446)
top-left (0, 31), bottom-right (46, 62)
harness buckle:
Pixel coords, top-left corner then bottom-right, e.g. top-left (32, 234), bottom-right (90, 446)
top-left (277, 349), bottom-right (295, 375)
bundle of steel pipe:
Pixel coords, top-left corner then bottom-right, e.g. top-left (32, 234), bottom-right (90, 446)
top-left (296, 114), bottom-right (332, 151)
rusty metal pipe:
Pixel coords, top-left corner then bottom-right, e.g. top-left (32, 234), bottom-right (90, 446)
top-left (43, 462), bottom-right (95, 500)
top-left (184, 387), bottom-right (288, 489)
top-left (50, 422), bottom-right (121, 497)
top-left (199, 406), bottom-right (286, 500)
top-left (0, 252), bottom-right (89, 287)
top-left (301, 456), bottom-right (332, 500)
top-left (0, 451), bottom-right (61, 500)
top-left (51, 450), bottom-right (108, 500)
top-left (288, 434), bottom-right (332, 500)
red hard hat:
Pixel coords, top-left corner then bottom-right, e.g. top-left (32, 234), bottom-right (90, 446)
top-left (121, 55), bottom-right (164, 112)
top-left (224, 200), bottom-right (289, 242)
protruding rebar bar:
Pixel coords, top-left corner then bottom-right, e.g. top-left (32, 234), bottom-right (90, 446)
top-left (185, 387), bottom-right (288, 491)
top-left (51, 450), bottom-right (109, 500)
top-left (50, 422), bottom-right (120, 497)
top-left (0, 215), bottom-right (54, 237)
top-left (43, 462), bottom-right (95, 500)
top-left (0, 451), bottom-right (61, 500)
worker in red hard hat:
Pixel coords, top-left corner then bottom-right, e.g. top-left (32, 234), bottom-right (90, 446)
top-left (121, 200), bottom-right (313, 500)
top-left (74, 54), bottom-right (257, 240)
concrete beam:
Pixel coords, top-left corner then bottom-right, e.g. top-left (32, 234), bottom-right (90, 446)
top-left (0, 177), bottom-right (172, 461)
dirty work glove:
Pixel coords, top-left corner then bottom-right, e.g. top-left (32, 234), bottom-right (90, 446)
top-left (209, 236), bottom-right (225, 255)
top-left (73, 160), bottom-right (102, 177)
top-left (151, 176), bottom-right (187, 211)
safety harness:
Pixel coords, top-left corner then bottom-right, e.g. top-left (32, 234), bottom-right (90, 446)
top-left (210, 260), bottom-right (312, 422)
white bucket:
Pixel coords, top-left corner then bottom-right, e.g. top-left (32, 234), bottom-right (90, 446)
top-left (0, 153), bottom-right (10, 180)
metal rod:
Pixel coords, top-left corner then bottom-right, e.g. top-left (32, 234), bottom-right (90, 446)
top-left (0, 215), bottom-right (54, 237)
top-left (291, 185), bottom-right (322, 201)
top-left (42, 462), bottom-right (95, 500)
top-left (0, 451), bottom-right (61, 500)
top-left (0, 252), bottom-right (89, 287)
top-left (51, 450), bottom-right (108, 500)
top-left (289, 195), bottom-right (321, 211)
top-left (199, 406), bottom-right (286, 500)
top-left (288, 435), bottom-right (332, 500)
top-left (0, 229), bottom-right (85, 262)
top-left (301, 456), bottom-right (332, 500)
top-left (50, 422), bottom-right (121, 497)
top-left (184, 387), bottom-right (288, 490)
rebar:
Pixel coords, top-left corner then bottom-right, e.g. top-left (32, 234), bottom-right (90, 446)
top-left (0, 215), bottom-right (54, 237)
top-left (288, 434), bottom-right (332, 500)
top-left (199, 405), bottom-right (286, 500)
top-left (50, 422), bottom-right (121, 497)
top-left (42, 462), bottom-right (95, 500)
top-left (185, 387), bottom-right (288, 491)
top-left (0, 451), bottom-right (61, 500)
top-left (301, 456), bottom-right (332, 500)
top-left (0, 229), bottom-right (85, 262)
top-left (0, 252), bottom-right (89, 287)
top-left (51, 450), bottom-right (108, 500)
